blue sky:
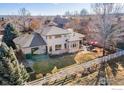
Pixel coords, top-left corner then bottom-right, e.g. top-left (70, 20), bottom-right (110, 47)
top-left (0, 3), bottom-right (91, 15)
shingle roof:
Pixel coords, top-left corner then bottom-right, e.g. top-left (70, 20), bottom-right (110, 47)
top-left (47, 21), bottom-right (58, 26)
top-left (13, 32), bottom-right (46, 48)
top-left (67, 29), bottom-right (85, 42)
top-left (41, 26), bottom-right (70, 36)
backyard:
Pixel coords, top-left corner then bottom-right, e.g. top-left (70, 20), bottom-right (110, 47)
top-left (27, 47), bottom-right (104, 75)
top-left (27, 54), bottom-right (76, 74)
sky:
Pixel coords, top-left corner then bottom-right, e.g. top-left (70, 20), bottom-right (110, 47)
top-left (0, 3), bottom-right (91, 15)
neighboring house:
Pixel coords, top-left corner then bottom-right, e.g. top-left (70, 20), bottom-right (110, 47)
top-left (13, 26), bottom-right (85, 55)
top-left (0, 27), bottom-right (4, 35)
top-left (53, 16), bottom-right (70, 28)
top-left (0, 25), bottom-right (4, 45)
top-left (0, 35), bottom-right (3, 46)
top-left (13, 32), bottom-right (46, 54)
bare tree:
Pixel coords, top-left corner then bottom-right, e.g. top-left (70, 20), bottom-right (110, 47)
top-left (74, 11), bottom-right (79, 16)
top-left (91, 3), bottom-right (124, 55)
top-left (91, 3), bottom-right (124, 85)
top-left (65, 11), bottom-right (71, 16)
top-left (18, 8), bottom-right (31, 32)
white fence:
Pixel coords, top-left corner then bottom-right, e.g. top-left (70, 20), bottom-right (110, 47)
top-left (81, 50), bottom-right (124, 69)
top-left (28, 50), bottom-right (124, 85)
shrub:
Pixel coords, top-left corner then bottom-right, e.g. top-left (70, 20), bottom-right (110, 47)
top-left (51, 66), bottom-right (58, 74)
top-left (35, 73), bottom-right (43, 79)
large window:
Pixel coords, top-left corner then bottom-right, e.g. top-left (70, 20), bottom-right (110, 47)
top-left (72, 43), bottom-right (76, 48)
top-left (55, 44), bottom-right (61, 50)
top-left (64, 43), bottom-right (67, 48)
top-left (55, 35), bottom-right (61, 38)
top-left (49, 46), bottom-right (52, 52)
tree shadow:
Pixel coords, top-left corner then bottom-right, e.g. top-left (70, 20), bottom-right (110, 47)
top-left (107, 60), bottom-right (118, 77)
top-left (95, 62), bottom-right (107, 85)
top-left (95, 56), bottom-right (124, 85)
top-left (117, 56), bottom-right (124, 67)
top-left (107, 56), bottom-right (124, 77)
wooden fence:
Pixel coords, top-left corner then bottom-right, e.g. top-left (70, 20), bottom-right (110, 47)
top-left (27, 50), bottom-right (124, 85)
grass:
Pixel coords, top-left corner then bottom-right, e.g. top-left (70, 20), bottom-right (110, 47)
top-left (31, 49), bottom-right (104, 75)
top-left (33, 54), bottom-right (76, 74)
top-left (32, 52), bottom-right (99, 74)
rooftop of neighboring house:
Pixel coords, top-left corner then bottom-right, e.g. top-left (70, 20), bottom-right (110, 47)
top-left (0, 35), bottom-right (3, 45)
top-left (0, 23), bottom-right (5, 35)
top-left (46, 21), bottom-right (58, 26)
top-left (41, 26), bottom-right (70, 36)
top-left (0, 26), bottom-right (4, 31)
top-left (13, 32), bottom-right (46, 48)
top-left (53, 16), bottom-right (70, 25)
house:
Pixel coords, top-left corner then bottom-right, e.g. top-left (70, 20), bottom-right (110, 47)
top-left (40, 26), bottom-right (71, 55)
top-left (40, 26), bottom-right (85, 55)
top-left (0, 35), bottom-right (3, 46)
top-left (13, 26), bottom-right (85, 55)
top-left (67, 29), bottom-right (85, 53)
top-left (13, 32), bottom-right (46, 54)
top-left (53, 16), bottom-right (70, 28)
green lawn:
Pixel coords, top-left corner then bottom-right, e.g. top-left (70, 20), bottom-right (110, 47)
top-left (32, 54), bottom-right (76, 74)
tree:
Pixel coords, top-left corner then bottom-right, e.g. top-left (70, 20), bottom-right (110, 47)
top-left (80, 9), bottom-right (88, 16)
top-left (74, 11), bottom-right (79, 16)
top-left (91, 3), bottom-right (124, 85)
top-left (30, 19), bottom-right (41, 30)
top-left (2, 23), bottom-right (18, 49)
top-left (18, 8), bottom-right (31, 32)
top-left (0, 43), bottom-right (29, 85)
top-left (65, 11), bottom-right (71, 16)
top-left (91, 3), bottom-right (124, 55)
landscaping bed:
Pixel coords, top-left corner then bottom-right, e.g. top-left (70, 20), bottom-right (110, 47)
top-left (74, 47), bottom-right (104, 64)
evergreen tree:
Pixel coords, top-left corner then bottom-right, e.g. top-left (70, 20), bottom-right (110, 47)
top-left (80, 9), bottom-right (88, 16)
top-left (0, 43), bottom-right (29, 85)
top-left (2, 23), bottom-right (18, 49)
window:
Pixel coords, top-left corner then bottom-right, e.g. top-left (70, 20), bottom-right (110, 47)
top-left (55, 44), bottom-right (61, 50)
top-left (31, 47), bottom-right (39, 54)
top-left (64, 43), bottom-right (67, 48)
top-left (72, 43), bottom-right (76, 48)
top-left (49, 46), bottom-right (52, 52)
top-left (55, 35), bottom-right (61, 38)
top-left (49, 36), bottom-right (52, 39)
top-left (79, 40), bottom-right (82, 44)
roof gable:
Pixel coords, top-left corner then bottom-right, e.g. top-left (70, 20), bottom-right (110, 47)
top-left (13, 32), bottom-right (46, 48)
top-left (29, 33), bottom-right (46, 47)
